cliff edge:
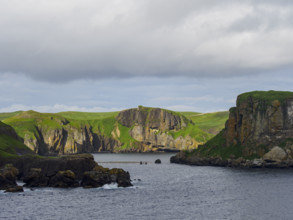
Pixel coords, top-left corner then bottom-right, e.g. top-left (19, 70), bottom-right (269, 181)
top-left (171, 91), bottom-right (293, 168)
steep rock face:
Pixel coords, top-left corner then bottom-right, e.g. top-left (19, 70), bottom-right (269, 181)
top-left (24, 124), bottom-right (119, 156)
top-left (224, 91), bottom-right (293, 157)
top-left (116, 107), bottom-right (200, 151)
top-left (171, 91), bottom-right (293, 167)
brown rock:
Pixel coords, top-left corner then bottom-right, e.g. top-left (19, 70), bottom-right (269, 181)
top-left (263, 146), bottom-right (287, 162)
top-left (5, 185), bottom-right (24, 193)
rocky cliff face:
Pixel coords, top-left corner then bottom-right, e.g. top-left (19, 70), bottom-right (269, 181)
top-left (25, 124), bottom-right (119, 156)
top-left (224, 91), bottom-right (293, 157)
top-left (171, 91), bottom-right (293, 167)
top-left (116, 106), bottom-right (201, 152)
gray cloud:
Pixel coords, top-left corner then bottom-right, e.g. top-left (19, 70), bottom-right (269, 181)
top-left (0, 0), bottom-right (293, 82)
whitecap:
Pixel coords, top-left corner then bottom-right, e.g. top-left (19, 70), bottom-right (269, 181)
top-left (101, 183), bottom-right (119, 190)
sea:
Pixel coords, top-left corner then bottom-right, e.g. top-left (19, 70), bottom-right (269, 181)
top-left (1, 153), bottom-right (293, 220)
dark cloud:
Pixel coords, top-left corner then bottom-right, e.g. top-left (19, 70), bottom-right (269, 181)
top-left (0, 0), bottom-right (292, 82)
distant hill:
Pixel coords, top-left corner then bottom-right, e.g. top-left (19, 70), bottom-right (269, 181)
top-left (1, 107), bottom-right (228, 155)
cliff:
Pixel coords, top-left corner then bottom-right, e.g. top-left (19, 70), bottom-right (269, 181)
top-left (3, 107), bottom-right (212, 155)
top-left (171, 91), bottom-right (293, 167)
top-left (116, 106), bottom-right (207, 152)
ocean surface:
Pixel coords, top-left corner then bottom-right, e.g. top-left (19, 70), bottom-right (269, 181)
top-left (1, 153), bottom-right (293, 220)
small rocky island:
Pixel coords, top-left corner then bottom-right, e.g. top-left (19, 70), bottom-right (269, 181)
top-left (171, 91), bottom-right (293, 168)
top-left (0, 122), bottom-right (132, 192)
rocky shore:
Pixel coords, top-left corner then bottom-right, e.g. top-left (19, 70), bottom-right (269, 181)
top-left (171, 146), bottom-right (293, 168)
top-left (0, 154), bottom-right (132, 192)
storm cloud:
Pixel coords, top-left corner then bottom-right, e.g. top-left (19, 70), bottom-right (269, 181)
top-left (1, 0), bottom-right (293, 82)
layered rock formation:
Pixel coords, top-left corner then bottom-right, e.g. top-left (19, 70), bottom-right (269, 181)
top-left (116, 106), bottom-right (202, 152)
top-left (4, 107), bottom-right (209, 155)
top-left (171, 91), bottom-right (293, 168)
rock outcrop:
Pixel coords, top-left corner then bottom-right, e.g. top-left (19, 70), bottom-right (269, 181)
top-left (0, 164), bottom-right (23, 192)
top-left (116, 106), bottom-right (202, 152)
top-left (2, 155), bottom-right (132, 189)
top-left (81, 166), bottom-right (132, 188)
top-left (25, 122), bottom-right (119, 156)
top-left (171, 91), bottom-right (293, 168)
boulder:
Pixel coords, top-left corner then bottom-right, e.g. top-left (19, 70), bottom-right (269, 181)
top-left (109, 168), bottom-right (132, 187)
top-left (251, 159), bottom-right (264, 168)
top-left (48, 170), bottom-right (79, 188)
top-left (23, 168), bottom-right (49, 187)
top-left (81, 166), bottom-right (132, 188)
top-left (263, 146), bottom-right (287, 162)
top-left (81, 171), bottom-right (111, 188)
top-left (0, 164), bottom-right (19, 190)
top-left (155, 159), bottom-right (161, 164)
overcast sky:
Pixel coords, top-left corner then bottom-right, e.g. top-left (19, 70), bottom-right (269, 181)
top-left (1, 0), bottom-right (293, 113)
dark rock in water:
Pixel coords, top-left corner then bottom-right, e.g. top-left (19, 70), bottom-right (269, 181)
top-left (81, 166), bottom-right (132, 188)
top-left (5, 185), bottom-right (23, 193)
top-left (18, 154), bottom-right (97, 180)
top-left (155, 159), bottom-right (161, 164)
top-left (140, 161), bottom-right (143, 165)
top-left (48, 170), bottom-right (79, 188)
top-left (109, 168), bottom-right (132, 187)
top-left (0, 164), bottom-right (19, 190)
top-left (23, 168), bottom-right (49, 187)
top-left (81, 171), bottom-right (111, 188)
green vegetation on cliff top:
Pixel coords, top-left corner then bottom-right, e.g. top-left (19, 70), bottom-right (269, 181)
top-left (181, 111), bottom-right (229, 135)
top-left (0, 111), bottom-right (23, 121)
top-left (57, 111), bottom-right (119, 120)
top-left (237, 90), bottom-right (293, 106)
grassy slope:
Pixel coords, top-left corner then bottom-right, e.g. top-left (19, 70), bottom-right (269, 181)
top-left (57, 111), bottom-right (119, 120)
top-left (181, 111), bottom-right (229, 135)
top-left (0, 111), bottom-right (23, 121)
top-left (0, 121), bottom-right (34, 159)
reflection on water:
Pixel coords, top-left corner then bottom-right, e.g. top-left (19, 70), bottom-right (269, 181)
top-left (1, 153), bottom-right (293, 220)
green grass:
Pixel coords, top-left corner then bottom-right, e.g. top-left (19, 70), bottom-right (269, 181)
top-left (3, 111), bottom-right (67, 140)
top-left (237, 90), bottom-right (293, 106)
top-left (0, 134), bottom-right (33, 159)
top-left (0, 111), bottom-right (23, 121)
top-left (57, 111), bottom-right (119, 120)
top-left (117, 123), bottom-right (139, 149)
top-left (181, 111), bottom-right (229, 135)
top-left (169, 124), bottom-right (212, 143)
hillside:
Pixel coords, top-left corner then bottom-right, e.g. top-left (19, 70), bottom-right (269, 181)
top-left (180, 111), bottom-right (229, 134)
top-left (1, 106), bottom-right (224, 155)
top-left (0, 111), bottom-right (23, 121)
top-left (171, 91), bottom-right (293, 168)
top-left (0, 121), bottom-right (34, 161)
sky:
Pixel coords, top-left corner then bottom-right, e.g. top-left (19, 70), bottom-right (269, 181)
top-left (1, 0), bottom-right (293, 113)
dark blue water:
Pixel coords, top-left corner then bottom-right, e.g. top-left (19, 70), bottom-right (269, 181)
top-left (1, 153), bottom-right (293, 220)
